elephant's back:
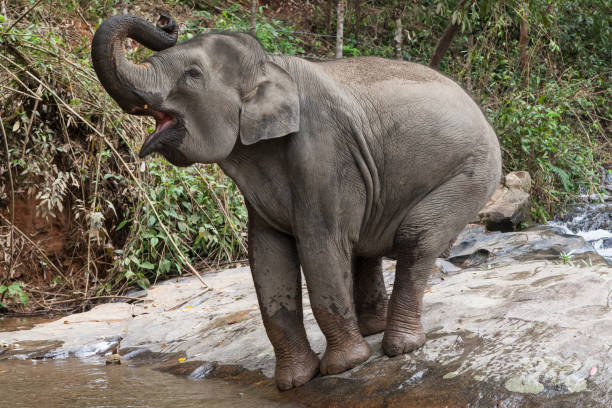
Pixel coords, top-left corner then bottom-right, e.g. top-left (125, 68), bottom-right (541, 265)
top-left (319, 57), bottom-right (452, 87)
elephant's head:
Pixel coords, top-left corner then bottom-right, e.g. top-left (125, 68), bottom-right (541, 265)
top-left (91, 14), bottom-right (299, 166)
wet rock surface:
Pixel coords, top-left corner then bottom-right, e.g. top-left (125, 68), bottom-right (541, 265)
top-left (1, 226), bottom-right (611, 407)
top-left (449, 224), bottom-right (610, 267)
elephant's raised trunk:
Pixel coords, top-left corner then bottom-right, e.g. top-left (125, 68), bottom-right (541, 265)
top-left (91, 14), bottom-right (178, 114)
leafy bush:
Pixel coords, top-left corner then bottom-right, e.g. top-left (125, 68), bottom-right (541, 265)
top-left (115, 161), bottom-right (247, 290)
top-left (492, 75), bottom-right (606, 220)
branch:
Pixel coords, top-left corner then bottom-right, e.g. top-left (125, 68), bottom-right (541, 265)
top-left (0, 113), bottom-right (15, 277)
top-left (429, 0), bottom-right (474, 69)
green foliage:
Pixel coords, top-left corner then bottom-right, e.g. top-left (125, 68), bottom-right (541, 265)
top-left (491, 74), bottom-right (605, 218)
top-left (116, 161), bottom-right (247, 289)
top-left (0, 282), bottom-right (29, 309)
top-left (559, 250), bottom-right (575, 267)
top-left (181, 5), bottom-right (305, 55)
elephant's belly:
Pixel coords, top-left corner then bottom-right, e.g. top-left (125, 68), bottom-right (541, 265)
top-left (353, 217), bottom-right (404, 257)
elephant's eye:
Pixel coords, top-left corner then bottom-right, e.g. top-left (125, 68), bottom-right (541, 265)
top-left (185, 68), bottom-right (202, 79)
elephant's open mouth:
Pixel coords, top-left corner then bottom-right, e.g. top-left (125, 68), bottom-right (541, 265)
top-left (138, 110), bottom-right (184, 159)
top-left (142, 111), bottom-right (177, 149)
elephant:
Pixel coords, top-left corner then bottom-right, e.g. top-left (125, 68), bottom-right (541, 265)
top-left (91, 14), bottom-right (501, 390)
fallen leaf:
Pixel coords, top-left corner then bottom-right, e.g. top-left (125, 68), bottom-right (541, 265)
top-left (178, 357), bottom-right (186, 363)
top-left (161, 343), bottom-right (167, 349)
top-left (63, 320), bottom-right (69, 324)
top-left (0, 370), bottom-right (6, 374)
top-left (12, 121), bottom-right (20, 132)
top-left (185, 305), bottom-right (194, 309)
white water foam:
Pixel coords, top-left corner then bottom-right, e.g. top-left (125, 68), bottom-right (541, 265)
top-left (548, 222), bottom-right (612, 263)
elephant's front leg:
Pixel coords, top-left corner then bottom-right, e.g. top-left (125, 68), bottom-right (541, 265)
top-left (298, 238), bottom-right (372, 375)
top-left (248, 209), bottom-right (319, 390)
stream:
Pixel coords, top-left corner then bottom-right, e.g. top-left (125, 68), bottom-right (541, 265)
top-left (549, 200), bottom-right (612, 263)
top-left (0, 358), bottom-right (292, 408)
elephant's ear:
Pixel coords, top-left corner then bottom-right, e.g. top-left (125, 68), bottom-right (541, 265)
top-left (239, 62), bottom-right (300, 145)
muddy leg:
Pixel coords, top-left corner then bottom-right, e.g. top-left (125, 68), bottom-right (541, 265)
top-left (248, 207), bottom-right (319, 390)
top-left (354, 256), bottom-right (388, 336)
top-left (298, 239), bottom-right (371, 375)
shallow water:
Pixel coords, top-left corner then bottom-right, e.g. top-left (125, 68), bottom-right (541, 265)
top-left (0, 315), bottom-right (59, 332)
top-left (0, 358), bottom-right (293, 408)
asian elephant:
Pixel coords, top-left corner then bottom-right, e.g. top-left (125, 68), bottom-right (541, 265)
top-left (91, 14), bottom-right (501, 390)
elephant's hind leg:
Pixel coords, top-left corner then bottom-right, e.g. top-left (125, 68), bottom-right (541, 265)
top-left (247, 207), bottom-right (319, 390)
top-left (354, 256), bottom-right (388, 336)
top-left (383, 172), bottom-right (491, 357)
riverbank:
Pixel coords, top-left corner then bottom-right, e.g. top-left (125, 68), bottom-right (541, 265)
top-left (1, 225), bottom-right (611, 407)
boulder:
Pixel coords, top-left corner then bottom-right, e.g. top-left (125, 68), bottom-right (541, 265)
top-left (479, 171), bottom-right (531, 232)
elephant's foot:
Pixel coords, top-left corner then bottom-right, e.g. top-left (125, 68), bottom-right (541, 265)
top-left (320, 337), bottom-right (371, 375)
top-left (357, 312), bottom-right (387, 336)
top-left (381, 327), bottom-right (426, 357)
top-left (275, 350), bottom-right (320, 391)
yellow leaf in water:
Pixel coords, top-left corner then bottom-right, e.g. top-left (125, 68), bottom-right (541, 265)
top-left (178, 357), bottom-right (186, 363)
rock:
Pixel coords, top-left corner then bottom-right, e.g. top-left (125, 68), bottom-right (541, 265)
top-left (105, 353), bottom-right (122, 365)
top-left (504, 170), bottom-right (531, 192)
top-left (448, 224), bottom-right (608, 267)
top-left (435, 258), bottom-right (461, 274)
top-left (1, 225), bottom-right (611, 406)
top-left (478, 171), bottom-right (532, 232)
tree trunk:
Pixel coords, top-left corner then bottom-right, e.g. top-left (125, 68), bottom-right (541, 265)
top-left (465, 34), bottom-right (474, 93)
top-left (393, 6), bottom-right (403, 60)
top-left (354, 0), bottom-right (361, 41)
top-left (326, 0), bottom-right (334, 34)
top-left (336, 0), bottom-right (345, 59)
top-left (250, 0), bottom-right (257, 36)
top-left (429, 0), bottom-right (472, 69)
top-left (519, 3), bottom-right (529, 80)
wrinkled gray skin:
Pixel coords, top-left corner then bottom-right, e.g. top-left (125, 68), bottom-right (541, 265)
top-left (92, 14), bottom-right (501, 391)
